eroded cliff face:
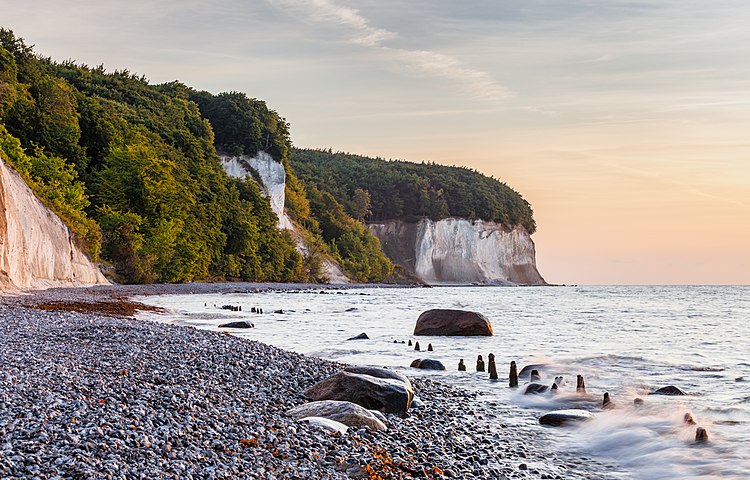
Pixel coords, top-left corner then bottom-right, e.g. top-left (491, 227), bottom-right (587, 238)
top-left (220, 153), bottom-right (349, 283)
top-left (0, 159), bottom-right (108, 291)
top-left (369, 218), bottom-right (545, 285)
top-left (221, 153), bottom-right (294, 230)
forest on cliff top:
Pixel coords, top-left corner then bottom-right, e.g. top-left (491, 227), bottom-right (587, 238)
top-left (0, 28), bottom-right (535, 285)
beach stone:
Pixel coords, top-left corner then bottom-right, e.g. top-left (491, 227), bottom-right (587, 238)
top-left (410, 359), bottom-right (446, 370)
top-left (649, 386), bottom-right (686, 396)
top-left (217, 321), bottom-right (254, 329)
top-left (539, 409), bottom-right (594, 426)
top-left (288, 401), bottom-right (386, 431)
top-left (298, 416), bottom-right (349, 434)
top-left (306, 371), bottom-right (414, 413)
top-left (346, 332), bottom-right (369, 340)
top-left (524, 383), bottom-right (549, 395)
top-left (414, 309), bottom-right (493, 336)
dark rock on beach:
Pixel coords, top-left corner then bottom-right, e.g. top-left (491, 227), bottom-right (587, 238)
top-left (410, 359), bottom-right (447, 370)
top-left (414, 309), bottom-right (493, 336)
top-left (306, 370), bottom-right (414, 414)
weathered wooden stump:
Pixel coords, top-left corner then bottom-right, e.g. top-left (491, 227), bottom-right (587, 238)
top-left (509, 361), bottom-right (518, 388)
top-left (695, 427), bottom-right (709, 443)
top-left (458, 359), bottom-right (466, 371)
top-left (530, 369), bottom-right (541, 382)
top-left (414, 341), bottom-right (420, 351)
top-left (488, 353), bottom-right (498, 380)
top-left (603, 392), bottom-right (612, 408)
top-left (476, 355), bottom-right (485, 372)
top-left (427, 343), bottom-right (433, 351)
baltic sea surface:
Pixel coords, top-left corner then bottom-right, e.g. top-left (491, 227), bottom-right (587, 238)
top-left (141, 285), bottom-right (750, 479)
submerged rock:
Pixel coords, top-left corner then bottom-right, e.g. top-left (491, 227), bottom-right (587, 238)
top-left (524, 383), bottom-right (549, 395)
top-left (288, 400), bottom-right (386, 431)
top-left (346, 332), bottom-right (369, 340)
top-left (539, 409), bottom-right (594, 426)
top-left (410, 359), bottom-right (446, 370)
top-left (414, 309), bottom-right (493, 336)
top-left (649, 386), bottom-right (686, 396)
top-left (217, 321), bottom-right (254, 329)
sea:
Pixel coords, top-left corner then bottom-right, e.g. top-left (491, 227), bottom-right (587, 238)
top-left (139, 285), bottom-right (750, 479)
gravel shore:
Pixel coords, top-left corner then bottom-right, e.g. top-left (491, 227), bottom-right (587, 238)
top-left (1, 286), bottom-right (606, 479)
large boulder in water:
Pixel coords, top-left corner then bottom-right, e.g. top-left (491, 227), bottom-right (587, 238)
top-left (539, 409), bottom-right (594, 426)
top-left (414, 309), bottom-right (493, 336)
top-left (410, 359), bottom-right (446, 370)
top-left (287, 400), bottom-right (386, 431)
top-left (307, 370), bottom-right (414, 414)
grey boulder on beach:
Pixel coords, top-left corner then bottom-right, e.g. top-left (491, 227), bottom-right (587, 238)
top-left (306, 367), bottom-right (415, 414)
top-left (414, 309), bottom-right (493, 336)
top-left (287, 400), bottom-right (387, 431)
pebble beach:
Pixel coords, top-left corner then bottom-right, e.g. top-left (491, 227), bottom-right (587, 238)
top-left (1, 285), bottom-right (607, 479)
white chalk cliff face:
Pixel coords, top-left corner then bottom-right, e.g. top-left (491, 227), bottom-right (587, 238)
top-left (369, 218), bottom-right (546, 285)
top-left (0, 159), bottom-right (109, 291)
top-left (220, 153), bottom-right (349, 283)
top-left (221, 152), bottom-right (294, 230)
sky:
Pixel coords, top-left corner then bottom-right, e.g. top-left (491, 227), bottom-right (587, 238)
top-left (3, 0), bottom-right (749, 284)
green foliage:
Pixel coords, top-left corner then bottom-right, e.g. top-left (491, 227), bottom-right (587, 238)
top-left (292, 148), bottom-right (537, 233)
top-left (0, 28), bottom-right (303, 284)
top-left (305, 185), bottom-right (392, 282)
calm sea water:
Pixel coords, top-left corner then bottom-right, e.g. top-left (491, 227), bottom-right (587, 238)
top-left (140, 285), bottom-right (750, 479)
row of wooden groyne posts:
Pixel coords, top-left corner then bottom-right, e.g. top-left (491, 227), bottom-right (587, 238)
top-left (408, 339), bottom-right (709, 444)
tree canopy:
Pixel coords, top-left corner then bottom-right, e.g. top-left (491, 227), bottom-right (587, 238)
top-left (291, 148), bottom-right (537, 233)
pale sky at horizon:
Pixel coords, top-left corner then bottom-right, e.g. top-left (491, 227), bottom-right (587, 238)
top-left (3, 0), bottom-right (749, 285)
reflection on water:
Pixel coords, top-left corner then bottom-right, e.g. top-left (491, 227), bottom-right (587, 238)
top-left (140, 285), bottom-right (750, 479)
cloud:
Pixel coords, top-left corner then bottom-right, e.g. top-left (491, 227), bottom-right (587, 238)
top-left (268, 0), bottom-right (512, 100)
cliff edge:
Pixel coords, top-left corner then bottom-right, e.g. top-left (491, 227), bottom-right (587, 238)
top-left (369, 218), bottom-right (546, 285)
top-left (0, 159), bottom-right (109, 291)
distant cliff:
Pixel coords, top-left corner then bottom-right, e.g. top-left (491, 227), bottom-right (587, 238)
top-left (292, 149), bottom-right (546, 285)
top-left (369, 218), bottom-right (545, 285)
top-left (0, 159), bottom-right (108, 291)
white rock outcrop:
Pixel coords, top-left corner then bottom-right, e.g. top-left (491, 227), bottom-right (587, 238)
top-left (0, 158), bottom-right (109, 291)
top-left (220, 153), bottom-right (349, 283)
top-left (369, 218), bottom-right (545, 285)
top-left (221, 152), bottom-right (293, 230)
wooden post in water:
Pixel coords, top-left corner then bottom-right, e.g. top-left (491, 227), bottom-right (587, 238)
top-left (509, 361), bottom-right (518, 388)
top-left (476, 355), bottom-right (485, 372)
top-left (414, 341), bottom-right (420, 351)
top-left (695, 427), bottom-right (709, 443)
top-left (603, 392), bottom-right (612, 408)
top-left (408, 340), bottom-right (412, 346)
top-left (458, 359), bottom-right (466, 371)
top-left (530, 369), bottom-right (541, 382)
top-left (576, 374), bottom-right (587, 394)
top-left (488, 353), bottom-right (498, 380)
top-left (633, 397), bottom-right (644, 407)
top-left (427, 343), bottom-right (433, 351)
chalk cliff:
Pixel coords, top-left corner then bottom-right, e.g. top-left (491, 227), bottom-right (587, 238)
top-left (0, 159), bottom-right (108, 291)
top-left (369, 218), bottom-right (545, 285)
top-left (220, 153), bottom-right (349, 283)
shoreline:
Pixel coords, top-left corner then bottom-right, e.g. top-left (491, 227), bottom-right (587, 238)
top-left (1, 286), bottom-right (606, 479)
